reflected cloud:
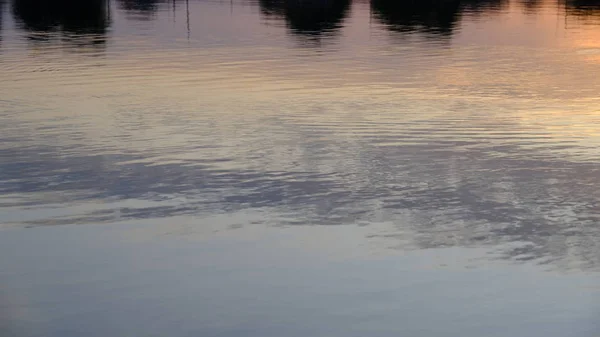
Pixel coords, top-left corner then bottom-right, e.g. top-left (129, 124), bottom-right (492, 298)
top-left (11, 0), bottom-right (109, 46)
top-left (2, 126), bottom-right (600, 271)
top-left (258, 0), bottom-right (351, 44)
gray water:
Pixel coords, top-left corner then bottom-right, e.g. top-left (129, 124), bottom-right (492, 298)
top-left (1, 0), bottom-right (600, 336)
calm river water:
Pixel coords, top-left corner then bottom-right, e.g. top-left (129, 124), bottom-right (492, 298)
top-left (1, 0), bottom-right (600, 336)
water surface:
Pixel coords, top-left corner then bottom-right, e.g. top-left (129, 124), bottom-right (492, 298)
top-left (1, 0), bottom-right (600, 336)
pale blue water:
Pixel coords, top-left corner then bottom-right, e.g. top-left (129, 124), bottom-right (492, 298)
top-left (1, 0), bottom-right (600, 336)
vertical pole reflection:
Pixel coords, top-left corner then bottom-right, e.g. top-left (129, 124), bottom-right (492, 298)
top-left (186, 0), bottom-right (190, 40)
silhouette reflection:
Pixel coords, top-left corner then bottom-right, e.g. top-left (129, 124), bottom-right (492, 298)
top-left (11, 0), bottom-right (109, 45)
top-left (461, 0), bottom-right (507, 13)
top-left (518, 0), bottom-right (542, 13)
top-left (565, 0), bottom-right (600, 20)
top-left (12, 0), bottom-right (109, 34)
top-left (371, 0), bottom-right (507, 38)
top-left (118, 0), bottom-right (161, 19)
top-left (371, 0), bottom-right (460, 36)
top-left (259, 0), bottom-right (351, 43)
top-left (0, 0), bottom-right (5, 45)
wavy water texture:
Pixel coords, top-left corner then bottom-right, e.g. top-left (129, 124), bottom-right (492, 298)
top-left (1, 0), bottom-right (600, 273)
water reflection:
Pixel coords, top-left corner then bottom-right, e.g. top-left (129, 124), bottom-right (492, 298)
top-left (371, 0), bottom-right (507, 37)
top-left (2, 0), bottom-right (600, 276)
top-left (258, 0), bottom-right (351, 43)
top-left (371, 0), bottom-right (461, 37)
top-left (518, 0), bottom-right (542, 13)
top-left (0, 0), bottom-right (5, 45)
top-left (2, 124), bottom-right (600, 272)
top-left (566, 0), bottom-right (600, 19)
top-left (461, 0), bottom-right (508, 13)
top-left (11, 0), bottom-right (109, 45)
top-left (118, 0), bottom-right (162, 19)
top-left (2, 2), bottom-right (600, 336)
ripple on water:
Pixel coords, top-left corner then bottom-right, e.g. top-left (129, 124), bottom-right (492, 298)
top-left (1, 0), bottom-right (600, 273)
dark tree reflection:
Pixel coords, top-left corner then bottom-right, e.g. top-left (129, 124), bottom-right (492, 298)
top-left (118, 0), bottom-right (161, 19)
top-left (371, 0), bottom-right (462, 36)
top-left (565, 0), bottom-right (600, 20)
top-left (518, 0), bottom-right (542, 14)
top-left (12, 0), bottom-right (109, 34)
top-left (461, 0), bottom-right (507, 13)
top-left (116, 0), bottom-right (190, 23)
top-left (259, 0), bottom-right (351, 43)
top-left (371, 0), bottom-right (507, 38)
top-left (0, 0), bottom-right (5, 45)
